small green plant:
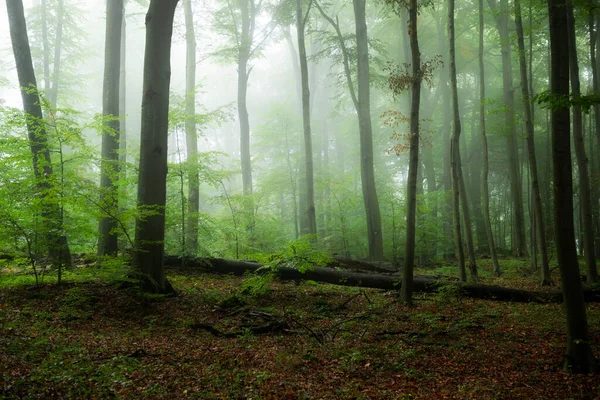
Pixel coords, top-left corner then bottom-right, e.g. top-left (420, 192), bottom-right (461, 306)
top-left (241, 272), bottom-right (273, 297)
top-left (435, 283), bottom-right (463, 305)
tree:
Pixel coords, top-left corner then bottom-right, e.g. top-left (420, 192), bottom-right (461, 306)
top-left (353, 0), bottom-right (384, 261)
top-left (448, 0), bottom-right (477, 282)
top-left (183, 0), bottom-right (200, 256)
top-left (488, 0), bottom-right (527, 257)
top-left (478, 0), bottom-right (501, 276)
top-left (295, 0), bottom-right (317, 237)
top-left (399, 0), bottom-right (421, 306)
top-left (97, 0), bottom-right (123, 257)
top-left (135, 0), bottom-right (180, 294)
top-left (547, 0), bottom-right (596, 373)
top-left (566, 4), bottom-right (598, 285)
top-left (314, 0), bottom-right (383, 260)
top-left (6, 0), bottom-right (72, 270)
top-left (514, 0), bottom-right (550, 284)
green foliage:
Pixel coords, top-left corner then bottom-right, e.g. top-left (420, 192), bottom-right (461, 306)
top-left (261, 235), bottom-right (333, 272)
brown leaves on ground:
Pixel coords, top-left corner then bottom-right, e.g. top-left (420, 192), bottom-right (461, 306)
top-left (0, 271), bottom-right (598, 399)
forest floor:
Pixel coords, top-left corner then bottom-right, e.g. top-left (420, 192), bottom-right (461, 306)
top-left (0, 259), bottom-right (599, 399)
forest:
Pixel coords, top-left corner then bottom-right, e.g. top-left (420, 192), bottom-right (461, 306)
top-left (0, 0), bottom-right (599, 397)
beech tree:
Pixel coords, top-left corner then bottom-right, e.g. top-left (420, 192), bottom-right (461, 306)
top-left (7, 0), bottom-right (72, 271)
top-left (183, 0), bottom-right (200, 256)
top-left (97, 0), bottom-right (123, 257)
top-left (135, 0), bottom-right (180, 294)
top-left (547, 0), bottom-right (596, 373)
top-left (295, 0), bottom-right (317, 237)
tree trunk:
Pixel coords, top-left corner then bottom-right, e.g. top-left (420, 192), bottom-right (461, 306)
top-left (478, 0), bottom-right (501, 276)
top-left (296, 0), bottom-right (317, 237)
top-left (183, 0), bottom-right (199, 256)
top-left (48, 0), bottom-right (64, 107)
top-left (164, 256), bottom-right (600, 304)
top-left (400, 0), bottom-right (421, 306)
top-left (448, 0), bottom-right (466, 282)
top-left (98, 0), bottom-right (123, 258)
top-left (353, 0), bottom-right (384, 261)
top-left (135, 0), bottom-right (179, 294)
top-left (514, 0), bottom-right (551, 285)
top-left (548, 0), bottom-right (596, 373)
top-left (238, 0), bottom-right (253, 198)
top-left (488, 0), bottom-right (527, 257)
top-left (6, 0), bottom-right (71, 269)
top-left (590, 14), bottom-right (600, 259)
top-left (567, 5), bottom-right (598, 285)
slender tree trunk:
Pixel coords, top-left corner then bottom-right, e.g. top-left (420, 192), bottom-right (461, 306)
top-left (238, 0), bottom-right (253, 198)
top-left (478, 0), bottom-right (500, 276)
top-left (296, 0), bottom-right (317, 237)
top-left (119, 1), bottom-right (127, 166)
top-left (488, 0), bottom-right (527, 257)
top-left (135, 0), bottom-right (179, 294)
top-left (514, 0), bottom-right (551, 285)
top-left (353, 0), bottom-right (383, 261)
top-left (567, 5), bottom-right (598, 285)
top-left (48, 0), bottom-right (64, 107)
top-left (41, 0), bottom-right (50, 92)
top-left (400, 0), bottom-right (421, 306)
top-left (7, 0), bottom-right (71, 269)
top-left (448, 0), bottom-right (466, 282)
top-left (98, 0), bottom-right (123, 257)
top-left (183, 0), bottom-right (199, 256)
top-left (548, 0), bottom-right (596, 373)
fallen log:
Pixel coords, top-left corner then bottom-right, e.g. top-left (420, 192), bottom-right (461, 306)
top-left (163, 256), bottom-right (600, 303)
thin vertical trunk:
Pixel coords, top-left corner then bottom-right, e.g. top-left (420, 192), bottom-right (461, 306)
top-left (479, 0), bottom-right (501, 276)
top-left (183, 0), bottom-right (199, 256)
top-left (353, 0), bottom-right (384, 261)
top-left (448, 0), bottom-right (466, 282)
top-left (135, 0), bottom-right (179, 294)
top-left (514, 0), bottom-right (551, 285)
top-left (567, 5), bottom-right (598, 285)
top-left (488, 0), bottom-right (527, 257)
top-left (119, 1), bottom-right (127, 166)
top-left (98, 0), bottom-right (123, 257)
top-left (238, 0), bottom-right (253, 197)
top-left (48, 0), bottom-right (64, 107)
top-left (41, 0), bottom-right (50, 92)
top-left (296, 0), bottom-right (317, 237)
top-left (400, 0), bottom-right (421, 306)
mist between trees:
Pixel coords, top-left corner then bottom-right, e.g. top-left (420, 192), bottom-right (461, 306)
top-left (1, 0), bottom-right (599, 377)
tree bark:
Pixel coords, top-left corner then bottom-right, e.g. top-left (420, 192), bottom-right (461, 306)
top-left (238, 0), bottom-right (253, 198)
top-left (488, 0), bottom-right (527, 257)
top-left (6, 0), bottom-right (71, 269)
top-left (47, 0), bottom-right (64, 107)
top-left (514, 0), bottom-right (551, 285)
top-left (164, 256), bottom-right (600, 304)
top-left (478, 0), bottom-right (501, 276)
top-left (400, 0), bottom-right (421, 306)
top-left (296, 0), bottom-right (317, 237)
top-left (353, 0), bottom-right (384, 261)
top-left (548, 0), bottom-right (596, 373)
top-left (135, 0), bottom-right (179, 294)
top-left (448, 0), bottom-right (466, 282)
top-left (590, 13), bottom-right (600, 258)
top-left (183, 0), bottom-right (200, 256)
top-left (567, 5), bottom-right (598, 285)
top-left (98, 0), bottom-right (123, 257)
